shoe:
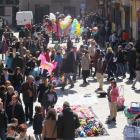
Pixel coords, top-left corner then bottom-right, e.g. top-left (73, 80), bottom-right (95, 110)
top-left (105, 120), bottom-right (111, 124)
top-left (106, 78), bottom-right (109, 81)
top-left (29, 121), bottom-right (32, 124)
top-left (83, 81), bottom-right (88, 83)
top-left (70, 85), bottom-right (74, 88)
top-left (111, 118), bottom-right (116, 122)
top-left (122, 75), bottom-right (126, 79)
top-left (97, 88), bottom-right (102, 90)
top-left (132, 86), bottom-right (135, 90)
top-left (60, 87), bottom-right (64, 90)
top-left (128, 77), bottom-right (133, 80)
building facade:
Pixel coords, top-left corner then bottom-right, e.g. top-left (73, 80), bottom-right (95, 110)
top-left (19, 0), bottom-right (100, 24)
top-left (0, 0), bottom-right (19, 25)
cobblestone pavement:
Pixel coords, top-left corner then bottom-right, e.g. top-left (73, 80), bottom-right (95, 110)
top-left (5, 32), bottom-right (140, 140)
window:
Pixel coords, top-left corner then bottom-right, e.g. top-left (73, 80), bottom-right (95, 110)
top-left (0, 6), bottom-right (4, 16)
top-left (6, 0), bottom-right (19, 4)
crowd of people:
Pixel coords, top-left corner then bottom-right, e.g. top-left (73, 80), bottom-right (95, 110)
top-left (0, 11), bottom-right (140, 140)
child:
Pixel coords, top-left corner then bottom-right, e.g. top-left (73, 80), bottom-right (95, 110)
top-left (33, 106), bottom-right (43, 140)
top-left (11, 118), bottom-right (18, 132)
top-left (0, 99), bottom-right (8, 140)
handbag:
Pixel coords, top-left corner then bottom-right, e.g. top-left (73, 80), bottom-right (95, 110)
top-left (44, 123), bottom-right (57, 140)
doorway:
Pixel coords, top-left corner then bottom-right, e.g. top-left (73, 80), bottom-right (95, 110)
top-left (12, 6), bottom-right (19, 25)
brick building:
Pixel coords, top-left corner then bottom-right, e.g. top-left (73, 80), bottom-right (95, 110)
top-left (19, 0), bottom-right (100, 24)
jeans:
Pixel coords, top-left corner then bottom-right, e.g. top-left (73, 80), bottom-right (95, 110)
top-left (35, 134), bottom-right (42, 140)
top-left (115, 63), bottom-right (126, 77)
top-left (0, 127), bottom-right (5, 140)
top-left (25, 97), bottom-right (33, 121)
top-left (107, 65), bottom-right (113, 79)
top-left (78, 63), bottom-right (81, 77)
top-left (62, 73), bottom-right (74, 88)
top-left (45, 105), bottom-right (54, 114)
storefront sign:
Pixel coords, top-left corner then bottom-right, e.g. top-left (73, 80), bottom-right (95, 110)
top-left (98, 0), bottom-right (104, 9)
top-left (137, 8), bottom-right (140, 18)
top-left (81, 3), bottom-right (85, 9)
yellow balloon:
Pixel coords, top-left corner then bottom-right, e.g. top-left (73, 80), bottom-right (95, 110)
top-left (76, 23), bottom-right (80, 28)
top-left (61, 77), bottom-right (64, 82)
top-left (75, 27), bottom-right (81, 35)
top-left (52, 19), bottom-right (55, 23)
top-left (59, 19), bottom-right (62, 24)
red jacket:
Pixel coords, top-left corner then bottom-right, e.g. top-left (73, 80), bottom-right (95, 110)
top-left (44, 52), bottom-right (50, 62)
top-left (123, 32), bottom-right (129, 41)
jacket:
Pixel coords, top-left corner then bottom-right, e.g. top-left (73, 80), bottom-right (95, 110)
top-left (15, 135), bottom-right (35, 140)
top-left (127, 47), bottom-right (136, 64)
top-left (3, 32), bottom-right (9, 40)
top-left (93, 53), bottom-right (99, 67)
top-left (116, 50), bottom-right (124, 64)
top-left (110, 86), bottom-right (119, 102)
top-left (123, 32), bottom-right (129, 41)
top-left (99, 27), bottom-right (106, 37)
top-left (97, 58), bottom-right (107, 73)
top-left (6, 132), bottom-right (19, 140)
top-left (68, 50), bottom-right (80, 65)
top-left (6, 101), bottom-right (25, 125)
top-left (1, 73), bottom-right (14, 86)
top-left (0, 109), bottom-right (8, 128)
top-left (29, 44), bottom-right (37, 55)
top-left (20, 81), bottom-right (37, 104)
top-left (0, 28), bottom-right (3, 36)
top-left (118, 28), bottom-right (123, 38)
top-left (57, 107), bottom-right (80, 139)
top-left (41, 90), bottom-right (57, 106)
top-left (23, 54), bottom-right (32, 70)
top-left (81, 55), bottom-right (90, 70)
top-left (67, 40), bottom-right (72, 52)
top-left (0, 63), bottom-right (4, 75)
top-left (6, 57), bottom-right (13, 69)
top-left (33, 114), bottom-right (43, 134)
top-left (105, 52), bottom-right (114, 65)
top-left (24, 60), bottom-right (35, 76)
top-left (11, 55), bottom-right (23, 70)
top-left (37, 84), bottom-right (48, 103)
top-left (13, 74), bottom-right (23, 87)
top-left (4, 42), bottom-right (11, 54)
top-left (19, 29), bottom-right (24, 38)
top-left (42, 119), bottom-right (57, 139)
top-left (24, 29), bottom-right (29, 39)
top-left (62, 58), bottom-right (74, 73)
top-left (17, 47), bottom-right (27, 58)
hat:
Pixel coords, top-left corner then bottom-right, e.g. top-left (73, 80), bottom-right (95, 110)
top-left (2, 67), bottom-right (8, 71)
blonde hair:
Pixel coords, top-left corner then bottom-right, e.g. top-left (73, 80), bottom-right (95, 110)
top-left (0, 98), bottom-right (2, 102)
top-left (42, 79), bottom-right (48, 87)
top-left (106, 47), bottom-right (113, 53)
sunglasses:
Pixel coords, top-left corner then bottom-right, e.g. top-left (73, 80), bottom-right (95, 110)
top-left (22, 130), bottom-right (27, 132)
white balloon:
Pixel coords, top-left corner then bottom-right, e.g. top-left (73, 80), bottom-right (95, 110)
top-left (49, 13), bottom-right (56, 22)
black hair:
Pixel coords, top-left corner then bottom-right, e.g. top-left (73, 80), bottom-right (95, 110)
top-left (48, 84), bottom-right (55, 90)
top-left (57, 52), bottom-right (61, 55)
top-left (109, 77), bottom-right (115, 81)
top-left (7, 124), bottom-right (16, 131)
top-left (111, 80), bottom-right (117, 86)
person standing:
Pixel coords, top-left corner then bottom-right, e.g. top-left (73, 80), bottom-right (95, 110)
top-left (96, 53), bottom-right (107, 90)
top-left (42, 108), bottom-right (57, 140)
top-left (0, 26), bottom-right (3, 41)
top-left (20, 75), bottom-right (37, 124)
top-left (41, 84), bottom-right (57, 113)
top-left (117, 25), bottom-right (123, 38)
top-left (57, 101), bottom-right (80, 140)
top-left (6, 52), bottom-right (13, 73)
top-left (81, 50), bottom-right (90, 83)
top-left (115, 45), bottom-right (126, 78)
top-left (105, 80), bottom-right (119, 124)
top-left (17, 44), bottom-right (27, 59)
top-left (1, 37), bottom-right (6, 60)
top-left (127, 42), bottom-right (136, 80)
top-left (112, 32), bottom-right (118, 48)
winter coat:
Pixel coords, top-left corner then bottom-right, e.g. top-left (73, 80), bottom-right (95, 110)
top-left (33, 114), bottom-right (43, 134)
top-left (116, 50), bottom-right (125, 64)
top-left (57, 107), bottom-right (80, 139)
top-left (97, 58), bottom-right (107, 73)
top-left (6, 57), bottom-right (13, 69)
top-left (93, 53), bottom-right (99, 67)
top-left (62, 58), bottom-right (74, 73)
top-left (42, 118), bottom-right (57, 139)
top-left (20, 81), bottom-right (37, 104)
top-left (29, 44), bottom-right (37, 55)
top-left (24, 29), bottom-right (29, 39)
top-left (127, 47), bottom-right (136, 64)
top-left (13, 74), bottom-right (23, 88)
top-left (44, 52), bottom-right (50, 62)
top-left (19, 29), bottom-right (24, 38)
top-left (4, 42), bottom-right (11, 54)
top-left (24, 60), bottom-right (35, 76)
top-left (0, 109), bottom-right (8, 128)
top-left (0, 62), bottom-right (4, 75)
top-left (17, 47), bottom-right (27, 58)
top-left (136, 57), bottom-right (140, 71)
top-left (3, 32), bottom-right (9, 40)
top-left (1, 73), bottom-right (14, 86)
top-left (81, 55), bottom-right (90, 70)
top-left (23, 54), bottom-right (32, 70)
top-left (37, 84), bottom-right (48, 103)
top-left (11, 55), bottom-right (23, 70)
top-left (6, 101), bottom-right (25, 125)
top-left (41, 90), bottom-right (57, 107)
top-left (88, 45), bottom-right (95, 57)
top-left (105, 52), bottom-right (114, 65)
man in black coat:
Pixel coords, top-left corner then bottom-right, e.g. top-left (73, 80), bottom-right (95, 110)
top-left (127, 42), bottom-right (136, 80)
top-left (57, 101), bottom-right (80, 140)
top-left (115, 45), bottom-right (126, 78)
top-left (1, 67), bottom-right (14, 86)
top-left (0, 26), bottom-right (3, 41)
top-left (11, 52), bottom-right (23, 71)
top-left (19, 27), bottom-right (24, 38)
top-left (67, 38), bottom-right (72, 52)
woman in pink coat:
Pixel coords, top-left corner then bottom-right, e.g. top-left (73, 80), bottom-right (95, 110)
top-left (4, 39), bottom-right (11, 54)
